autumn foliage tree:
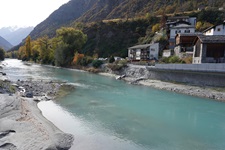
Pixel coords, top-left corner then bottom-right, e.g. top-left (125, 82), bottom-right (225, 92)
top-left (54, 27), bottom-right (87, 66)
top-left (25, 36), bottom-right (31, 60)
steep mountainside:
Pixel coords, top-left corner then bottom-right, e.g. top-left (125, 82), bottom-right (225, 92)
top-left (0, 36), bottom-right (13, 51)
top-left (29, 0), bottom-right (225, 40)
top-left (29, 0), bottom-right (98, 39)
top-left (0, 27), bottom-right (33, 46)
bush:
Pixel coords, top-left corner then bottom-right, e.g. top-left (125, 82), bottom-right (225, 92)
top-left (117, 60), bottom-right (128, 66)
top-left (107, 64), bottom-right (124, 71)
top-left (160, 56), bottom-right (185, 64)
top-left (108, 56), bottom-right (115, 63)
top-left (92, 60), bottom-right (103, 68)
top-left (169, 56), bottom-right (180, 63)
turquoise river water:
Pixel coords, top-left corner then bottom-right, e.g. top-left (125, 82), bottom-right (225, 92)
top-left (2, 59), bottom-right (225, 150)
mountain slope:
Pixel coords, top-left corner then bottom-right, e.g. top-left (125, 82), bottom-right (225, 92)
top-left (0, 27), bottom-right (33, 46)
top-left (0, 36), bottom-right (13, 51)
top-left (29, 0), bottom-right (98, 39)
top-left (29, 0), bottom-right (225, 40)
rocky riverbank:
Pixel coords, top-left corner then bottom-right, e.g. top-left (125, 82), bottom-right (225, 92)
top-left (99, 70), bottom-right (225, 102)
top-left (0, 76), bottom-right (75, 150)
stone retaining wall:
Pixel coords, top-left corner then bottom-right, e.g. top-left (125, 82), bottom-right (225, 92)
top-left (119, 64), bottom-right (225, 87)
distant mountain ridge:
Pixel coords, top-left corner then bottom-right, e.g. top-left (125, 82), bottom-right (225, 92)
top-left (0, 26), bottom-right (33, 46)
top-left (0, 36), bottom-right (13, 51)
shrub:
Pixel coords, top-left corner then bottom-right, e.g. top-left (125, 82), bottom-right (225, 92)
top-left (118, 60), bottom-right (128, 66)
top-left (108, 56), bottom-right (115, 63)
top-left (160, 56), bottom-right (185, 64)
top-left (107, 64), bottom-right (124, 71)
top-left (182, 56), bottom-right (193, 64)
top-left (169, 56), bottom-right (180, 63)
top-left (92, 60), bottom-right (103, 68)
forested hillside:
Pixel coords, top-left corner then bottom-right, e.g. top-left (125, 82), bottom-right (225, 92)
top-left (29, 0), bottom-right (225, 40)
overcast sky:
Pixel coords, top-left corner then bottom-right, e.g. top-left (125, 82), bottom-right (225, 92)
top-left (0, 0), bottom-right (70, 28)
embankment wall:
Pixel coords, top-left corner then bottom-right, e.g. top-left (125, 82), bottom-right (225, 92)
top-left (118, 64), bottom-right (225, 87)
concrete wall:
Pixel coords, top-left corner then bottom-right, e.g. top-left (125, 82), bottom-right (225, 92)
top-left (120, 64), bottom-right (225, 87)
top-left (155, 63), bottom-right (225, 72)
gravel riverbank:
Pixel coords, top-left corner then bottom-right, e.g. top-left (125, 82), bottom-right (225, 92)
top-left (99, 72), bottom-right (225, 102)
top-left (0, 76), bottom-right (74, 150)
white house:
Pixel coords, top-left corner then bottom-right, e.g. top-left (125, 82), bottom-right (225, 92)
top-left (170, 24), bottom-right (196, 39)
top-left (169, 24), bottom-right (195, 49)
top-left (128, 43), bottom-right (159, 61)
top-left (203, 22), bottom-right (225, 35)
top-left (166, 16), bottom-right (197, 49)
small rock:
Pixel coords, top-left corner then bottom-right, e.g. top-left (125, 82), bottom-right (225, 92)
top-left (25, 92), bottom-right (33, 98)
top-left (33, 99), bottom-right (41, 102)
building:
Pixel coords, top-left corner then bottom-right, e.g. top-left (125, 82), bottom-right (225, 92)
top-left (174, 33), bottom-right (201, 58)
top-left (166, 16), bottom-right (197, 49)
top-left (192, 35), bottom-right (225, 64)
top-left (169, 24), bottom-right (196, 49)
top-left (128, 43), bottom-right (159, 61)
top-left (203, 22), bottom-right (225, 36)
top-left (166, 16), bottom-right (196, 27)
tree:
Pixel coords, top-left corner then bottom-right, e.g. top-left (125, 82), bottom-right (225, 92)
top-left (18, 45), bottom-right (26, 61)
top-left (92, 60), bottom-right (103, 68)
top-left (108, 56), bottom-right (115, 63)
top-left (152, 24), bottom-right (160, 33)
top-left (37, 36), bottom-right (53, 64)
top-left (0, 48), bottom-right (5, 61)
top-left (25, 36), bottom-right (31, 60)
top-left (54, 27), bottom-right (87, 66)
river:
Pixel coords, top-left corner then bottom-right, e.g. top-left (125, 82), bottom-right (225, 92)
top-left (2, 59), bottom-right (225, 150)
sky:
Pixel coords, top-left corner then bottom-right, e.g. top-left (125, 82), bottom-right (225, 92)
top-left (0, 0), bottom-right (70, 28)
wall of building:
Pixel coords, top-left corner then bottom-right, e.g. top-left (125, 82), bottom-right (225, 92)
top-left (189, 17), bottom-right (197, 26)
top-left (149, 43), bottom-right (159, 59)
top-left (170, 26), bottom-right (195, 39)
top-left (205, 24), bottom-right (225, 35)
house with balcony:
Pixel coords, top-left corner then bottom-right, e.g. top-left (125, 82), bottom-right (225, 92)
top-left (166, 16), bottom-right (197, 49)
top-left (128, 43), bottom-right (159, 61)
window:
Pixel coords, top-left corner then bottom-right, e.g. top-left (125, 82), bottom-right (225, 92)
top-left (175, 30), bottom-right (178, 34)
top-left (185, 30), bottom-right (190, 33)
top-left (151, 48), bottom-right (155, 51)
top-left (217, 28), bottom-right (221, 31)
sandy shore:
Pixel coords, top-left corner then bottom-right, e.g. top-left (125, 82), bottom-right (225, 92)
top-left (99, 72), bottom-right (225, 102)
top-left (0, 77), bottom-right (74, 149)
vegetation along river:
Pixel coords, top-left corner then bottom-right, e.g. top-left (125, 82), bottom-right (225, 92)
top-left (2, 59), bottom-right (225, 150)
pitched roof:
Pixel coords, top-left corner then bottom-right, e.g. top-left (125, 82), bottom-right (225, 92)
top-left (194, 35), bottom-right (225, 44)
top-left (176, 33), bottom-right (202, 37)
top-left (129, 44), bottom-right (152, 49)
top-left (171, 24), bottom-right (195, 29)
